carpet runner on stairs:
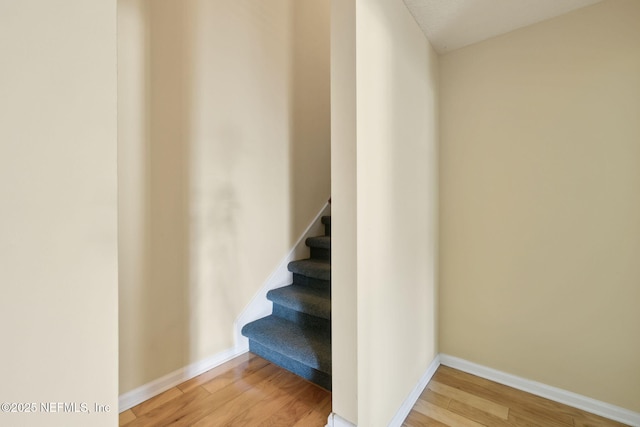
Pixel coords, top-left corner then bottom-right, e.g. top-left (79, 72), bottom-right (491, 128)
top-left (241, 215), bottom-right (332, 390)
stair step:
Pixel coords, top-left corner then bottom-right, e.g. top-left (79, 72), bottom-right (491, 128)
top-left (248, 341), bottom-right (332, 391)
top-left (307, 235), bottom-right (331, 261)
top-left (288, 259), bottom-right (331, 281)
top-left (241, 316), bottom-right (331, 374)
top-left (306, 235), bottom-right (331, 249)
top-left (268, 285), bottom-right (331, 320)
top-left (243, 214), bottom-right (333, 390)
top-left (322, 216), bottom-right (331, 236)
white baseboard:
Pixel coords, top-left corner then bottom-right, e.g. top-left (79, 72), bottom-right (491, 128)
top-left (440, 354), bottom-right (640, 427)
top-left (325, 355), bottom-right (440, 427)
top-left (326, 412), bottom-right (357, 427)
top-left (119, 345), bottom-right (248, 412)
top-left (234, 201), bottom-right (331, 347)
top-left (388, 354), bottom-right (441, 427)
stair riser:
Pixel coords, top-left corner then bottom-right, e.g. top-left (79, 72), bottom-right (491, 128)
top-left (273, 304), bottom-right (331, 328)
top-left (293, 273), bottom-right (330, 290)
top-left (288, 261), bottom-right (331, 281)
top-left (248, 341), bottom-right (332, 390)
top-left (310, 247), bottom-right (330, 261)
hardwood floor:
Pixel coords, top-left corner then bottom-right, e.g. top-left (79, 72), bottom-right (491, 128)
top-left (403, 366), bottom-right (629, 427)
top-left (119, 353), bottom-right (331, 426)
top-left (121, 355), bottom-right (628, 427)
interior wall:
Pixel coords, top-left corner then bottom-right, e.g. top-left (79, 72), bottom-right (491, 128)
top-left (118, 0), bottom-right (331, 394)
top-left (0, 1), bottom-right (118, 426)
top-left (356, 1), bottom-right (439, 425)
top-left (330, 0), bottom-right (358, 423)
top-left (291, 0), bottom-right (331, 237)
top-left (118, 0), bottom-right (152, 395)
top-left (440, 0), bottom-right (640, 412)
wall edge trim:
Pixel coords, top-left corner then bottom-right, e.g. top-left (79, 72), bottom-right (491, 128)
top-left (439, 354), bottom-right (640, 426)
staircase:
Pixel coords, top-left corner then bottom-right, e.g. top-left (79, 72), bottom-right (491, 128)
top-left (241, 216), bottom-right (332, 390)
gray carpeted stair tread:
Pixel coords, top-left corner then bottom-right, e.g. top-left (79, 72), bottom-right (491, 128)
top-left (321, 216), bottom-right (331, 225)
top-left (306, 235), bottom-right (331, 249)
top-left (288, 259), bottom-right (331, 280)
top-left (241, 315), bottom-right (331, 374)
top-left (267, 285), bottom-right (331, 320)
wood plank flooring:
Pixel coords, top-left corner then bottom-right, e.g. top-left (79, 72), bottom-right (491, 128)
top-left (403, 365), bottom-right (630, 427)
top-left (119, 353), bottom-right (331, 426)
top-left (121, 354), bottom-right (628, 427)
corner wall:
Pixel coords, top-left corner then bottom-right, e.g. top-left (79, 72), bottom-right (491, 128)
top-left (330, 0), bottom-right (358, 423)
top-left (440, 0), bottom-right (640, 412)
top-left (332, 0), bottom-right (438, 426)
top-left (355, 0), bottom-right (439, 425)
top-left (0, 1), bottom-right (118, 425)
top-left (331, 1), bottom-right (439, 423)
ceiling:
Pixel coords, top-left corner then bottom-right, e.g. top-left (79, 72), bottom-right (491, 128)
top-left (403, 0), bottom-right (603, 53)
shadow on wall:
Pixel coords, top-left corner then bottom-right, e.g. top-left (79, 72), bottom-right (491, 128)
top-left (118, 0), bottom-right (193, 394)
top-left (290, 0), bottom-right (332, 241)
top-left (118, 0), bottom-right (330, 395)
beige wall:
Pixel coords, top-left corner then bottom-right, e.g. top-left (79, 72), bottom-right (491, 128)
top-left (0, 1), bottom-right (118, 426)
top-left (440, 0), bottom-right (640, 412)
top-left (118, 0), bottom-right (330, 394)
top-left (331, 2), bottom-right (439, 423)
top-left (118, 0), bottom-right (153, 392)
top-left (355, 0), bottom-right (439, 425)
top-left (292, 0), bottom-right (332, 238)
top-left (331, 0), bottom-right (358, 423)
